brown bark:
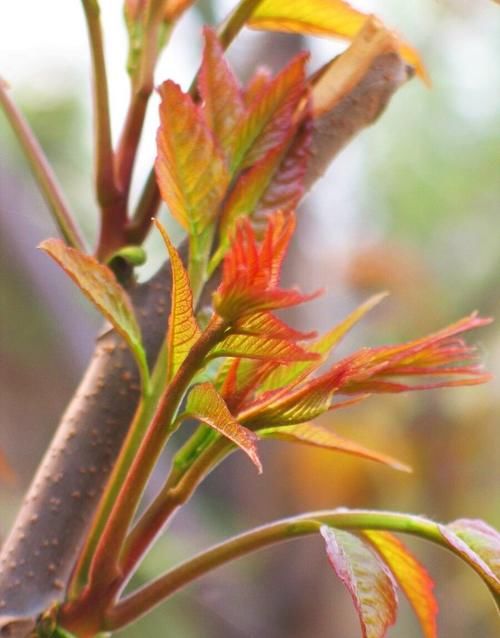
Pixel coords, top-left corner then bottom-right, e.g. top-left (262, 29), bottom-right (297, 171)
top-left (0, 52), bottom-right (410, 638)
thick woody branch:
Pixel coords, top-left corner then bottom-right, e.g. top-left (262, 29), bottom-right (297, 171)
top-left (0, 51), bottom-right (409, 638)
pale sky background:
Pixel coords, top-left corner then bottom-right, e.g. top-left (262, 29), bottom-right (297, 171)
top-left (1, 0), bottom-right (498, 282)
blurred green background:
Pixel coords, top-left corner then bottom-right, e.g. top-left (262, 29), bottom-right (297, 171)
top-left (1, 1), bottom-right (499, 636)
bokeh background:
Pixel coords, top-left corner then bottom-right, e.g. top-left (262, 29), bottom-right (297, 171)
top-left (1, 1), bottom-right (499, 636)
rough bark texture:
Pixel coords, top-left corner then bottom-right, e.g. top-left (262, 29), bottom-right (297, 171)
top-left (0, 52), bottom-right (409, 638)
top-left (0, 251), bottom-right (181, 636)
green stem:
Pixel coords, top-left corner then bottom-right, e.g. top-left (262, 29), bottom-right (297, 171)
top-left (119, 435), bottom-right (227, 579)
top-left (106, 510), bottom-right (445, 630)
top-left (0, 78), bottom-right (86, 250)
top-left (125, 168), bottom-right (162, 245)
top-left (85, 316), bottom-right (227, 590)
top-left (80, 0), bottom-right (125, 257)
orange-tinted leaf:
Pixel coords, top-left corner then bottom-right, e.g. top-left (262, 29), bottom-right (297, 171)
top-left (363, 531), bottom-right (438, 638)
top-left (340, 313), bottom-right (492, 394)
top-left (214, 211), bottom-right (317, 320)
top-left (164, 0), bottom-right (195, 21)
top-left (210, 334), bottom-right (318, 364)
top-left (259, 423), bottom-right (411, 472)
top-left (233, 53), bottom-right (308, 170)
top-left (244, 66), bottom-right (273, 105)
top-left (155, 80), bottom-right (229, 235)
top-left (249, 0), bottom-right (428, 83)
top-left (321, 526), bottom-right (398, 638)
top-left (260, 292), bottom-right (387, 392)
top-left (185, 382), bottom-right (262, 472)
top-left (440, 520), bottom-right (500, 599)
top-left (155, 220), bottom-right (201, 381)
top-left (199, 28), bottom-right (245, 167)
top-left (40, 239), bottom-right (148, 385)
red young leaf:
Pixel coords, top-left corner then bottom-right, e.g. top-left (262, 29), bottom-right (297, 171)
top-left (259, 292), bottom-right (388, 393)
top-left (185, 382), bottom-right (262, 472)
top-left (340, 313), bottom-right (492, 394)
top-left (321, 526), bottom-right (398, 638)
top-left (256, 118), bottom-right (312, 220)
top-left (39, 239), bottom-right (148, 385)
top-left (259, 423), bottom-right (411, 472)
top-left (198, 28), bottom-right (245, 167)
top-left (233, 53), bottom-right (309, 170)
top-left (155, 80), bottom-right (229, 235)
top-left (214, 211), bottom-right (318, 321)
top-left (363, 531), bottom-right (438, 638)
top-left (154, 220), bottom-right (201, 381)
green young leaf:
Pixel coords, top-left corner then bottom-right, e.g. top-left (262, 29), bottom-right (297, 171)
top-left (439, 519), bottom-right (500, 605)
top-left (321, 526), bottom-right (398, 638)
top-left (209, 333), bottom-right (318, 364)
top-left (155, 79), bottom-right (230, 287)
top-left (363, 531), bottom-right (438, 638)
top-left (40, 239), bottom-right (148, 388)
top-left (154, 220), bottom-right (201, 382)
top-left (258, 423), bottom-right (411, 473)
top-left (185, 382), bottom-right (262, 472)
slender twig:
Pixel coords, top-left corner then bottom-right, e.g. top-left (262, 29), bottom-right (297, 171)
top-left (116, 2), bottom-right (172, 201)
top-left (125, 168), bottom-right (162, 245)
top-left (106, 510), bottom-right (445, 630)
top-left (216, 0), bottom-right (266, 49)
top-left (120, 436), bottom-right (228, 579)
top-left (128, 0), bottom-right (266, 244)
top-left (80, 0), bottom-right (124, 257)
top-left (0, 78), bottom-right (86, 250)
